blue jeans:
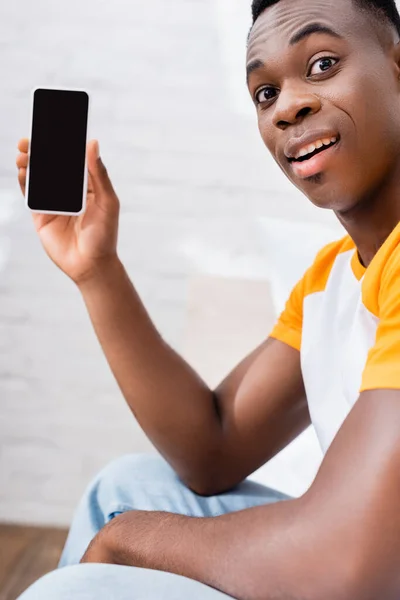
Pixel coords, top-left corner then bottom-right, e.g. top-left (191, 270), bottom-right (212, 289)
top-left (17, 454), bottom-right (291, 599)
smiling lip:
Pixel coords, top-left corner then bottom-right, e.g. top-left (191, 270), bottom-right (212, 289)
top-left (289, 138), bottom-right (341, 179)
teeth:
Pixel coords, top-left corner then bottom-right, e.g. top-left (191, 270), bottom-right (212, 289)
top-left (294, 136), bottom-right (337, 160)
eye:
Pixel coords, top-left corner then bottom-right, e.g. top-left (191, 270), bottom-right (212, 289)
top-left (255, 86), bottom-right (277, 105)
top-left (308, 56), bottom-right (338, 76)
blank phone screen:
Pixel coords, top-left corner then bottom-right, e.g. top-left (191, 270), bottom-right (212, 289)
top-left (27, 88), bottom-right (89, 214)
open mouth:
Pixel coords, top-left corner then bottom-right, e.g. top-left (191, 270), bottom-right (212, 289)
top-left (288, 136), bottom-right (340, 163)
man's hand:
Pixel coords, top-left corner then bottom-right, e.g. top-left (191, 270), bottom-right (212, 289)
top-left (80, 510), bottom-right (183, 569)
top-left (80, 518), bottom-right (120, 565)
top-left (16, 137), bottom-right (121, 287)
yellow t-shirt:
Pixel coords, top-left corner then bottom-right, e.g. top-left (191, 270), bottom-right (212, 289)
top-left (269, 221), bottom-right (400, 454)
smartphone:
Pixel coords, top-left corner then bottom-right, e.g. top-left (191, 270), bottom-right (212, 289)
top-left (25, 86), bottom-right (91, 216)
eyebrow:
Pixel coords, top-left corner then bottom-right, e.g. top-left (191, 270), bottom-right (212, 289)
top-left (246, 22), bottom-right (344, 83)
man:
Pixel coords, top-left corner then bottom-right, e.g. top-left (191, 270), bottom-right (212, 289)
top-left (15, 0), bottom-right (400, 598)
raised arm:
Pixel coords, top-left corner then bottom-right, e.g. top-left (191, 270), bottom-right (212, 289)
top-left (17, 137), bottom-right (309, 496)
top-left (79, 259), bottom-right (309, 495)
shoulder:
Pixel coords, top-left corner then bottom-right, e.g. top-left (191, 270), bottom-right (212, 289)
top-left (363, 224), bottom-right (400, 317)
top-left (303, 234), bottom-right (354, 297)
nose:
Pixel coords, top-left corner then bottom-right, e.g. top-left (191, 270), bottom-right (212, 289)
top-left (272, 86), bottom-right (322, 129)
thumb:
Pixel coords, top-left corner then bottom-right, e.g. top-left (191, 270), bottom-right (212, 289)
top-left (87, 140), bottom-right (118, 201)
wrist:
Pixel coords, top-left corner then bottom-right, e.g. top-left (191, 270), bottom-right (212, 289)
top-left (103, 511), bottom-right (179, 569)
top-left (76, 254), bottom-right (124, 293)
top-left (80, 520), bottom-right (119, 564)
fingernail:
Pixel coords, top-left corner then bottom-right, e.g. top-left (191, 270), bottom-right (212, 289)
top-left (95, 141), bottom-right (100, 159)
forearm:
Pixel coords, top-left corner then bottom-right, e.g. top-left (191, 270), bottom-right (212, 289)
top-left (82, 391), bottom-right (400, 600)
top-left (95, 500), bottom-right (357, 600)
top-left (78, 256), bottom-right (222, 489)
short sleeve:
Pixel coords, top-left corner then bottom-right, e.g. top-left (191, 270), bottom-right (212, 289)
top-left (268, 274), bottom-right (305, 352)
top-left (360, 249), bottom-right (400, 391)
top-left (268, 236), bottom-right (350, 353)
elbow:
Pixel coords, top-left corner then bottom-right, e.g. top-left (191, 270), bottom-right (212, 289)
top-left (182, 472), bottom-right (238, 497)
top-left (179, 455), bottom-right (240, 497)
top-left (185, 482), bottom-right (219, 497)
top-left (189, 483), bottom-right (238, 498)
top-left (177, 470), bottom-right (212, 496)
top-left (183, 475), bottom-right (213, 496)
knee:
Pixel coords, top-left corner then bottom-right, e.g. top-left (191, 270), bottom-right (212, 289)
top-left (17, 566), bottom-right (92, 599)
top-left (89, 453), bottom-right (180, 498)
top-left (97, 453), bottom-right (176, 483)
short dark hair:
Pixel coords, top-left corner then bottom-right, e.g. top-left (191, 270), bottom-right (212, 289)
top-left (251, 0), bottom-right (400, 39)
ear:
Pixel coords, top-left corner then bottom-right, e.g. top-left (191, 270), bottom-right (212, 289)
top-left (393, 40), bottom-right (400, 80)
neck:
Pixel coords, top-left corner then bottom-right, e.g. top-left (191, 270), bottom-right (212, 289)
top-left (335, 164), bottom-right (400, 267)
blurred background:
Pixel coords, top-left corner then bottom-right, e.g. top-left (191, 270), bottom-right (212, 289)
top-left (0, 0), bottom-right (347, 597)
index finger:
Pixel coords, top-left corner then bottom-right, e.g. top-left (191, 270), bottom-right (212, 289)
top-left (17, 138), bottom-right (29, 153)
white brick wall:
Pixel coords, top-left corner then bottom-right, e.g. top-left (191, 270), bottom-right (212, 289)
top-left (1, 0), bottom-right (340, 526)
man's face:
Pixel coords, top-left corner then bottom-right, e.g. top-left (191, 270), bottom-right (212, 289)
top-left (246, 0), bottom-right (400, 212)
